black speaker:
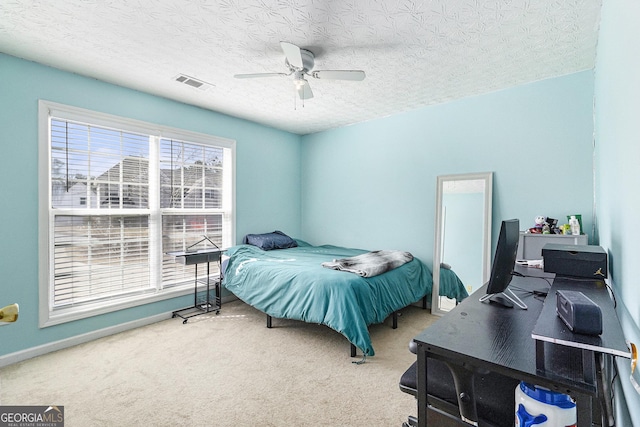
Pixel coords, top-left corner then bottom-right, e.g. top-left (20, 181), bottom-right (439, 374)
top-left (556, 290), bottom-right (602, 335)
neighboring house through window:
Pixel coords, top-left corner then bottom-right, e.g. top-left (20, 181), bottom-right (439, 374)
top-left (38, 101), bottom-right (235, 327)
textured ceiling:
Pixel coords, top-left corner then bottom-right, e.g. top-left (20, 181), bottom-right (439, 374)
top-left (0, 0), bottom-right (602, 135)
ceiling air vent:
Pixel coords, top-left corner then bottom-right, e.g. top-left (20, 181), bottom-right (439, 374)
top-left (173, 74), bottom-right (212, 91)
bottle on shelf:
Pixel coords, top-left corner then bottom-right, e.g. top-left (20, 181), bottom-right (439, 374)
top-left (569, 215), bottom-right (581, 236)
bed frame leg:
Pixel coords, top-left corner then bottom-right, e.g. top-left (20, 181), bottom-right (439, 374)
top-left (350, 343), bottom-right (357, 357)
top-left (392, 311), bottom-right (398, 329)
top-left (422, 295), bottom-right (427, 309)
top-left (266, 315), bottom-right (272, 328)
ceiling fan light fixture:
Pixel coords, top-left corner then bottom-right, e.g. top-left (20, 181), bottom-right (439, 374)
top-left (234, 42), bottom-right (363, 103)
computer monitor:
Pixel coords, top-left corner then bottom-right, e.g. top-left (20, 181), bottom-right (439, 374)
top-left (479, 219), bottom-right (527, 309)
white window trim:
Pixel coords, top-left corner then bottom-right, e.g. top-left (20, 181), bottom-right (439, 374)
top-left (38, 100), bottom-right (236, 328)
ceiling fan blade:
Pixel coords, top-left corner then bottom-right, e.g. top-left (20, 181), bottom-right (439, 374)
top-left (311, 70), bottom-right (366, 81)
top-left (296, 80), bottom-right (314, 100)
top-left (280, 41), bottom-right (304, 69)
top-left (234, 73), bottom-right (288, 79)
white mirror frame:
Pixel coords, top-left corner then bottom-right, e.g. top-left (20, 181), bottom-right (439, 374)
top-left (431, 172), bottom-right (493, 316)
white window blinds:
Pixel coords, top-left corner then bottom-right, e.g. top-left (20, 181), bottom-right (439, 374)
top-left (53, 215), bottom-right (151, 307)
top-left (39, 101), bottom-right (235, 327)
top-left (159, 139), bottom-right (226, 288)
top-left (50, 120), bottom-right (153, 307)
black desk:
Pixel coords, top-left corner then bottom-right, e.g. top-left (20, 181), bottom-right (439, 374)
top-left (532, 277), bottom-right (630, 373)
top-left (531, 277), bottom-right (631, 426)
top-left (413, 268), bottom-right (628, 426)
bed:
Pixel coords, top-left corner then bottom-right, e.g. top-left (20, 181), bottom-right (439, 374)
top-left (222, 235), bottom-right (468, 358)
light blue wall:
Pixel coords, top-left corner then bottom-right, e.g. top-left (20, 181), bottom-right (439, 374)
top-left (594, 0), bottom-right (640, 424)
top-left (0, 54), bottom-right (301, 356)
top-left (300, 72), bottom-right (595, 267)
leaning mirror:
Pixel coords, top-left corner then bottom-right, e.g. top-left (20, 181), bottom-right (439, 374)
top-left (431, 172), bottom-right (493, 315)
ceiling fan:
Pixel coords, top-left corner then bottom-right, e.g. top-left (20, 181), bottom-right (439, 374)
top-left (234, 42), bottom-right (366, 100)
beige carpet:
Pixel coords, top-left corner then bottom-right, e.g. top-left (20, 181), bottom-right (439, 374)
top-left (0, 300), bottom-right (438, 426)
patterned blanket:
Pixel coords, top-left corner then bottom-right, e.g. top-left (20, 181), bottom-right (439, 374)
top-left (321, 250), bottom-right (414, 277)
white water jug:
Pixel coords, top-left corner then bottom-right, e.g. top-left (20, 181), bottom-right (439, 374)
top-left (515, 382), bottom-right (576, 427)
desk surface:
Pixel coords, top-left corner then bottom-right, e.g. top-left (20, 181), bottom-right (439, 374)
top-left (531, 277), bottom-right (631, 359)
top-left (414, 268), bottom-right (600, 394)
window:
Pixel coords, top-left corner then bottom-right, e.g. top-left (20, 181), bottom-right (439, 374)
top-left (38, 101), bottom-right (235, 327)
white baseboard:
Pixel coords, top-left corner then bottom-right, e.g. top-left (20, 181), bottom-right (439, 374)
top-left (0, 295), bottom-right (238, 368)
top-left (0, 312), bottom-right (171, 368)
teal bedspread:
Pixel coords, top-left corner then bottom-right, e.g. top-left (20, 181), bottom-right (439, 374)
top-left (439, 267), bottom-right (469, 303)
top-left (223, 242), bottom-right (461, 356)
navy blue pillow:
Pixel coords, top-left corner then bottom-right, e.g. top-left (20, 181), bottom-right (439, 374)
top-left (243, 231), bottom-right (298, 251)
